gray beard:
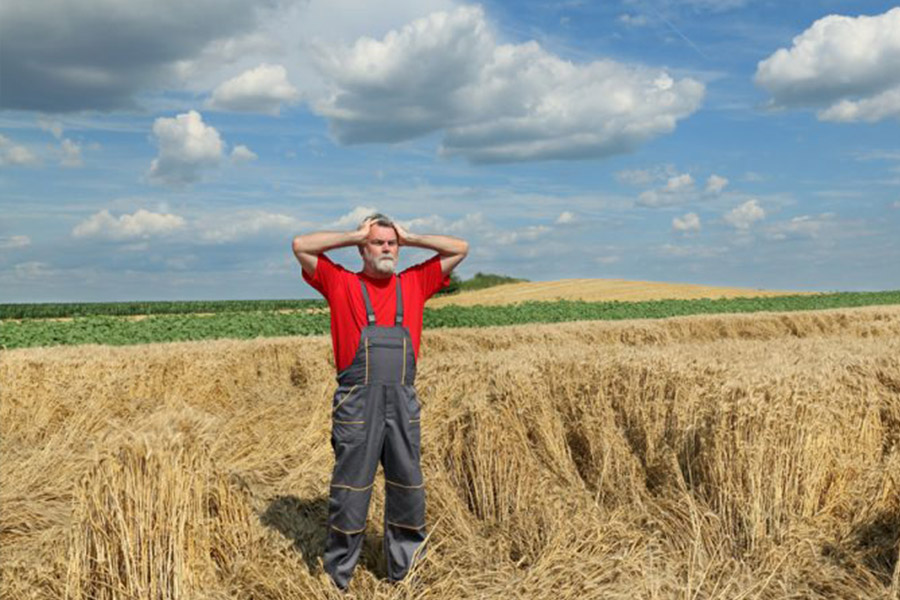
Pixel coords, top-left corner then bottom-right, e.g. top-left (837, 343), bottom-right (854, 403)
top-left (368, 255), bottom-right (395, 274)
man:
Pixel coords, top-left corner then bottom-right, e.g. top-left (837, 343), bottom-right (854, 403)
top-left (291, 213), bottom-right (468, 591)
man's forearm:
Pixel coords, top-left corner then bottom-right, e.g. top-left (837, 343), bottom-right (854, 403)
top-left (404, 233), bottom-right (468, 256)
top-left (292, 230), bottom-right (362, 254)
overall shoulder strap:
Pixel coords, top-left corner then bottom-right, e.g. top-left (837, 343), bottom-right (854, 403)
top-left (395, 276), bottom-right (404, 326)
top-left (359, 279), bottom-right (376, 325)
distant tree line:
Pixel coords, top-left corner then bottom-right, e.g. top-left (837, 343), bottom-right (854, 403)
top-left (434, 272), bottom-right (529, 296)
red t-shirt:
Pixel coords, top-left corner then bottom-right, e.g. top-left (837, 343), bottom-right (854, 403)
top-left (302, 253), bottom-right (451, 373)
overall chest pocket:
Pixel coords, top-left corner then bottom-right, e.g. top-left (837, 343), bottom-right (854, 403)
top-left (368, 337), bottom-right (404, 350)
top-left (364, 335), bottom-right (410, 383)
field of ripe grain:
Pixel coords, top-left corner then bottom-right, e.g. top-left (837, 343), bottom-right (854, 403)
top-left (428, 278), bottom-right (816, 307)
top-left (2, 306), bottom-right (899, 599)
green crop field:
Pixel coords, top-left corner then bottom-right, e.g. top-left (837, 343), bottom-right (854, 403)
top-left (0, 271), bottom-right (519, 319)
top-left (0, 298), bottom-right (326, 320)
top-left (2, 290), bottom-right (899, 349)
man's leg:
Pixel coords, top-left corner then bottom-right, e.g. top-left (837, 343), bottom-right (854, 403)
top-left (382, 384), bottom-right (427, 582)
top-left (323, 384), bottom-right (383, 590)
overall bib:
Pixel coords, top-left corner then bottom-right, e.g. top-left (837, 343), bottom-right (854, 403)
top-left (323, 276), bottom-right (427, 590)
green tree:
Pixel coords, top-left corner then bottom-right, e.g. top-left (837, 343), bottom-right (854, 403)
top-left (434, 272), bottom-right (463, 296)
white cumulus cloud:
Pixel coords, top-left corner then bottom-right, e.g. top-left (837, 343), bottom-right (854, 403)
top-left (231, 144), bottom-right (258, 162)
top-left (637, 172), bottom-right (695, 207)
top-left (672, 212), bottom-right (701, 233)
top-left (0, 134), bottom-right (39, 166)
top-left (330, 206), bottom-right (381, 229)
top-left (664, 173), bottom-right (694, 192)
top-left (723, 199), bottom-right (765, 229)
top-left (705, 174), bottom-right (728, 194)
top-left (207, 63), bottom-right (300, 115)
top-left (556, 211), bottom-right (575, 224)
top-left (196, 210), bottom-right (307, 243)
top-left (755, 7), bottom-right (900, 122)
top-left (312, 5), bottom-right (704, 163)
top-left (72, 209), bottom-right (187, 240)
top-left (0, 0), bottom-right (284, 112)
top-left (817, 87), bottom-right (900, 122)
top-left (148, 110), bottom-right (224, 186)
top-left (495, 225), bottom-right (551, 245)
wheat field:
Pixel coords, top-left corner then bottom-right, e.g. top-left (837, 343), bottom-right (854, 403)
top-left (2, 306), bottom-right (899, 599)
top-left (426, 278), bottom-right (815, 307)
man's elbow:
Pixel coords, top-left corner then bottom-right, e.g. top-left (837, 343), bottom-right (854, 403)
top-left (292, 235), bottom-right (306, 256)
top-left (440, 240), bottom-right (468, 259)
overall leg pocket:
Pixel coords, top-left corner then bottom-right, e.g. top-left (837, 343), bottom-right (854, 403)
top-left (332, 384), bottom-right (367, 442)
top-left (402, 385), bottom-right (421, 422)
top-left (402, 385), bottom-right (422, 456)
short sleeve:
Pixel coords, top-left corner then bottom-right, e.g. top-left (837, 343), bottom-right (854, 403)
top-left (405, 254), bottom-right (451, 300)
top-left (302, 253), bottom-right (343, 299)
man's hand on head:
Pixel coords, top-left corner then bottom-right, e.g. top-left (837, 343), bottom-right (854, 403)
top-left (355, 218), bottom-right (376, 245)
top-left (393, 222), bottom-right (411, 246)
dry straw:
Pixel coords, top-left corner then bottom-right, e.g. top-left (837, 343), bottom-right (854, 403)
top-left (1, 305), bottom-right (899, 598)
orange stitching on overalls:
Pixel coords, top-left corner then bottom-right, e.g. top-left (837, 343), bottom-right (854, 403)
top-left (333, 420), bottom-right (365, 425)
top-left (402, 337), bottom-right (407, 383)
top-left (331, 524), bottom-right (367, 534)
top-left (365, 337), bottom-right (369, 384)
top-left (385, 478), bottom-right (424, 489)
top-left (332, 481), bottom-right (375, 491)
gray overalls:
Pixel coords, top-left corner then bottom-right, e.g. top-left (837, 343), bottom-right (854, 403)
top-left (323, 276), bottom-right (426, 590)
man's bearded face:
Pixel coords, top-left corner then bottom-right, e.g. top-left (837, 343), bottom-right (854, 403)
top-left (362, 224), bottom-right (399, 274)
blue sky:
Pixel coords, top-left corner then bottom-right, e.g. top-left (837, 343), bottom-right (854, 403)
top-left (1, 0), bottom-right (898, 302)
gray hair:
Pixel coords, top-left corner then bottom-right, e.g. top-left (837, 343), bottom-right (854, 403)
top-left (360, 212), bottom-right (394, 228)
